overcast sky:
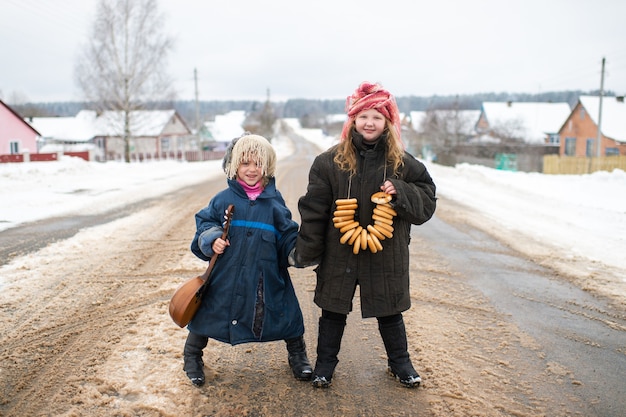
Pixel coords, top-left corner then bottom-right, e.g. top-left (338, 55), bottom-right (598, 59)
top-left (2, 0), bottom-right (626, 103)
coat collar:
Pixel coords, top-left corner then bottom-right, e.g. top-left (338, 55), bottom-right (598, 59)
top-left (228, 177), bottom-right (276, 199)
top-left (351, 129), bottom-right (388, 153)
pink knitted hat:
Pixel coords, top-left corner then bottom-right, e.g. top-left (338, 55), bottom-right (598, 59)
top-left (340, 81), bottom-right (402, 144)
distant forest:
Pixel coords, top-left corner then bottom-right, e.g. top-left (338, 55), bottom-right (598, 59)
top-left (14, 89), bottom-right (611, 127)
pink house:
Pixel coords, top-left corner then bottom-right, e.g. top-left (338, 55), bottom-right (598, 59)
top-left (0, 100), bottom-right (41, 156)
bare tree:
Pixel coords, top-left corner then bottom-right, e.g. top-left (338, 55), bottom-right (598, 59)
top-left (75, 0), bottom-right (175, 162)
top-left (489, 118), bottom-right (527, 143)
top-left (243, 89), bottom-right (278, 141)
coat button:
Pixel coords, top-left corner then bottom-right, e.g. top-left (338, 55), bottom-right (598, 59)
top-left (231, 320), bottom-right (238, 325)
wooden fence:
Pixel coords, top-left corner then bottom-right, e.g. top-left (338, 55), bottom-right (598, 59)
top-left (0, 151), bottom-right (90, 163)
top-left (95, 150), bottom-right (225, 162)
top-left (1, 150), bottom-right (224, 164)
top-left (543, 155), bottom-right (626, 174)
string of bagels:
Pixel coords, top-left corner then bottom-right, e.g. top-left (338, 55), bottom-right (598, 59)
top-left (333, 191), bottom-right (397, 254)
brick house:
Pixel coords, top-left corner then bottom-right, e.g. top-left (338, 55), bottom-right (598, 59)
top-left (558, 96), bottom-right (626, 156)
top-left (0, 100), bottom-right (41, 155)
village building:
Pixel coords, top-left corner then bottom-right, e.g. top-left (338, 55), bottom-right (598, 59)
top-left (28, 110), bottom-right (99, 158)
top-left (476, 101), bottom-right (572, 145)
top-left (27, 109), bottom-right (194, 161)
top-left (0, 100), bottom-right (41, 160)
top-left (558, 95), bottom-right (626, 157)
top-left (91, 110), bottom-right (193, 161)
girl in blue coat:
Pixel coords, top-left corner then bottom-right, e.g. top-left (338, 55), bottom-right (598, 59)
top-left (184, 133), bottom-right (312, 386)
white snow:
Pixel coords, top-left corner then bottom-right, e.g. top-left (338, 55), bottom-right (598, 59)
top-left (578, 96), bottom-right (626, 142)
top-left (2, 119), bottom-right (625, 288)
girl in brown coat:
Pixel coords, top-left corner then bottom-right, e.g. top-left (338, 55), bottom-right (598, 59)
top-left (294, 81), bottom-right (437, 388)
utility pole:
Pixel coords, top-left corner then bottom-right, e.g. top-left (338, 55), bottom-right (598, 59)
top-left (596, 57), bottom-right (605, 157)
top-left (194, 68), bottom-right (200, 133)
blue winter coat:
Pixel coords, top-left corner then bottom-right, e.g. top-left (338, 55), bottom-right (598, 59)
top-left (188, 177), bottom-right (305, 345)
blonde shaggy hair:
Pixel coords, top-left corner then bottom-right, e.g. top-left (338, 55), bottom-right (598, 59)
top-left (224, 134), bottom-right (276, 186)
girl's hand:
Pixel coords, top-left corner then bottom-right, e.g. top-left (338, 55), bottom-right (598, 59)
top-left (380, 180), bottom-right (396, 195)
top-left (212, 237), bottom-right (230, 254)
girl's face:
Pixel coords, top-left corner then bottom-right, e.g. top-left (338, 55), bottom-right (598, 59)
top-left (236, 158), bottom-right (263, 186)
top-left (354, 108), bottom-right (386, 142)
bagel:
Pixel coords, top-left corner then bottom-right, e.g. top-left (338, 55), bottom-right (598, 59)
top-left (369, 230), bottom-right (383, 251)
top-left (339, 221), bottom-right (359, 233)
top-left (335, 198), bottom-right (357, 206)
top-left (373, 223), bottom-right (393, 239)
top-left (360, 228), bottom-right (368, 250)
top-left (334, 209), bottom-right (356, 217)
top-left (333, 215), bottom-right (354, 223)
top-left (372, 214), bottom-right (393, 225)
top-left (367, 224), bottom-right (385, 241)
top-left (348, 225), bottom-right (363, 245)
top-left (373, 208), bottom-right (394, 219)
top-left (366, 234), bottom-right (377, 253)
top-left (375, 204), bottom-right (397, 217)
top-left (371, 192), bottom-right (392, 204)
top-left (334, 219), bottom-right (356, 229)
top-left (335, 203), bottom-right (358, 210)
top-left (352, 236), bottom-right (361, 254)
top-left (373, 220), bottom-right (394, 233)
top-left (340, 227), bottom-right (356, 244)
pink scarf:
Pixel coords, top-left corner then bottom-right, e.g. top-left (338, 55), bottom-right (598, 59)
top-left (238, 179), bottom-right (264, 200)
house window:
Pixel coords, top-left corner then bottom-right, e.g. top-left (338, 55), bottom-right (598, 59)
top-left (548, 134), bottom-right (560, 145)
top-left (606, 148), bottom-right (619, 156)
top-left (585, 138), bottom-right (597, 157)
top-left (10, 141), bottom-right (20, 154)
top-left (579, 107), bottom-right (586, 120)
top-left (564, 137), bottom-right (576, 156)
top-left (161, 138), bottom-right (170, 151)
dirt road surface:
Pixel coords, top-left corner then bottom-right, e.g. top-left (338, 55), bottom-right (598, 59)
top-left (1, 129), bottom-right (624, 417)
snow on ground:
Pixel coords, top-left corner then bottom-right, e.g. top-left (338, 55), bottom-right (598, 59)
top-left (2, 120), bottom-right (625, 288)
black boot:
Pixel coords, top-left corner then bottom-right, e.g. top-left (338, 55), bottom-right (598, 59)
top-left (183, 332), bottom-right (209, 387)
top-left (312, 315), bottom-right (346, 388)
top-left (285, 336), bottom-right (313, 380)
top-left (378, 314), bottom-right (421, 388)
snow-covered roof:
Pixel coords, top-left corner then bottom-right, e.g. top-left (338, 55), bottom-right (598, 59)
top-left (203, 110), bottom-right (246, 142)
top-left (28, 109), bottom-right (187, 142)
top-left (481, 102), bottom-right (571, 144)
top-left (94, 110), bottom-right (177, 136)
top-left (578, 96), bottom-right (626, 142)
top-left (27, 110), bottom-right (97, 142)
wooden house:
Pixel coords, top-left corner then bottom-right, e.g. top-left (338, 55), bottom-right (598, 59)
top-left (558, 96), bottom-right (626, 156)
top-left (0, 100), bottom-right (41, 157)
top-left (93, 110), bottom-right (193, 161)
top-left (27, 110), bottom-right (100, 158)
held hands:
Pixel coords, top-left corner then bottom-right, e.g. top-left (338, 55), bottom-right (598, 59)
top-left (212, 237), bottom-right (230, 254)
